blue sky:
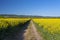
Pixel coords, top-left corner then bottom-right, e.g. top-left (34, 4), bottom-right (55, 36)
top-left (0, 0), bottom-right (60, 16)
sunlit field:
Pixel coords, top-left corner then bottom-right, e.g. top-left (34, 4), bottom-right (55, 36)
top-left (33, 18), bottom-right (60, 40)
top-left (0, 18), bottom-right (29, 29)
top-left (0, 18), bottom-right (29, 40)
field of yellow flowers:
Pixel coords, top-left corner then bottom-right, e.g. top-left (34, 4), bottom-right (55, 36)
top-left (0, 18), bottom-right (29, 40)
top-left (0, 18), bottom-right (29, 29)
top-left (33, 18), bottom-right (60, 40)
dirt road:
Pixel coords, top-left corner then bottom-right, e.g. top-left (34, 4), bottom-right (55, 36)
top-left (24, 20), bottom-right (43, 40)
top-left (30, 20), bottom-right (43, 40)
top-left (3, 20), bottom-right (43, 40)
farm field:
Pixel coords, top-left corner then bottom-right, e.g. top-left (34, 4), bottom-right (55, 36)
top-left (1, 18), bottom-right (60, 40)
top-left (1, 0), bottom-right (60, 40)
top-left (0, 18), bottom-right (30, 40)
top-left (33, 18), bottom-right (60, 40)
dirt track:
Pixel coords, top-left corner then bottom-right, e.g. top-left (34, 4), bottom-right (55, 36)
top-left (23, 20), bottom-right (43, 40)
top-left (3, 20), bottom-right (43, 40)
top-left (30, 20), bottom-right (43, 40)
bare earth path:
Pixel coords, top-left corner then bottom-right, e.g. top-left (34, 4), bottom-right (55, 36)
top-left (23, 20), bottom-right (43, 40)
top-left (4, 20), bottom-right (43, 40)
top-left (30, 20), bottom-right (43, 40)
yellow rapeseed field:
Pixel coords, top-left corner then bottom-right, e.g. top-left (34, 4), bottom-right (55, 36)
top-left (33, 18), bottom-right (60, 34)
top-left (0, 18), bottom-right (30, 40)
top-left (0, 18), bottom-right (29, 29)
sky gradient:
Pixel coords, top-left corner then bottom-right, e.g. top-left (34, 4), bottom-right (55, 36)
top-left (0, 0), bottom-right (60, 16)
